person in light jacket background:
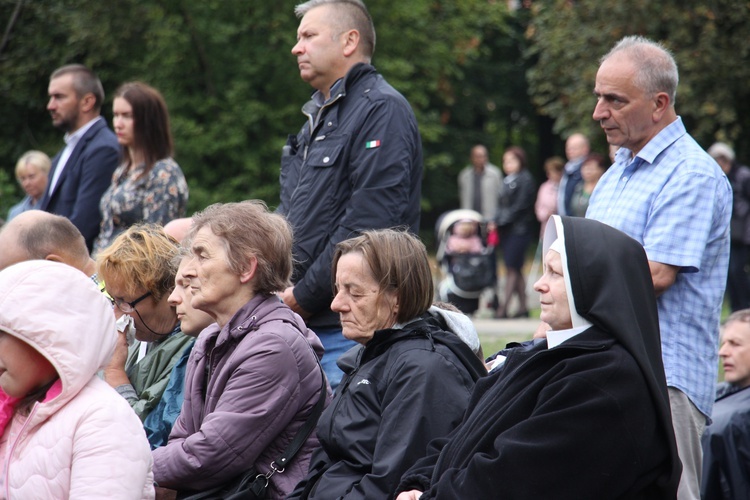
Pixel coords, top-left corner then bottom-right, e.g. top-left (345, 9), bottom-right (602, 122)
top-left (458, 144), bottom-right (503, 221)
top-left (7, 151), bottom-right (51, 222)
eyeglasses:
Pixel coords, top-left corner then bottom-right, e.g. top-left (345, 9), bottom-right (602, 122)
top-left (113, 291), bottom-right (152, 313)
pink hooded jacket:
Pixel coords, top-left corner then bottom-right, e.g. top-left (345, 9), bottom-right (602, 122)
top-left (0, 261), bottom-right (154, 499)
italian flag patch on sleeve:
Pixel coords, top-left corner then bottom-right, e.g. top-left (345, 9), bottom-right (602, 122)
top-left (365, 140), bottom-right (381, 149)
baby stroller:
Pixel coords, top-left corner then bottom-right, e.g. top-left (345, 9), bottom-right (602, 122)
top-left (435, 209), bottom-right (498, 314)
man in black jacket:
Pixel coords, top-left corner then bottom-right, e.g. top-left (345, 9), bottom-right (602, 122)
top-left (278, 0), bottom-right (423, 389)
top-left (702, 310), bottom-right (750, 499)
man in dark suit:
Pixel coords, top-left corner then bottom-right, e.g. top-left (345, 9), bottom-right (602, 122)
top-left (40, 64), bottom-right (120, 251)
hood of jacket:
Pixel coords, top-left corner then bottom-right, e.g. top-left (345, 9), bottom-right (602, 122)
top-left (342, 314), bottom-right (486, 382)
top-left (0, 261), bottom-right (117, 422)
top-left (426, 305), bottom-right (481, 354)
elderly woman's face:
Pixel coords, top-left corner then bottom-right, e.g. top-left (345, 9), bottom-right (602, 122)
top-left (331, 252), bottom-right (398, 345)
top-left (533, 250), bottom-right (573, 331)
top-left (17, 164), bottom-right (48, 201)
top-left (184, 227), bottom-right (244, 321)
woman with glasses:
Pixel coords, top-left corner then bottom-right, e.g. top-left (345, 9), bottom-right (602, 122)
top-left (95, 223), bottom-right (194, 445)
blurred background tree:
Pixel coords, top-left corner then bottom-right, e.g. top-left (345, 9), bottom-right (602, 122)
top-left (525, 0), bottom-right (750, 159)
top-left (0, 0), bottom-right (747, 236)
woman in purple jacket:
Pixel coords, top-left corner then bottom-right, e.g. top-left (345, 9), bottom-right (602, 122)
top-left (151, 200), bottom-right (330, 498)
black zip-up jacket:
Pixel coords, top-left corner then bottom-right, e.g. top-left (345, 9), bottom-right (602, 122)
top-left (701, 383), bottom-right (750, 499)
top-left (278, 63), bottom-right (423, 329)
top-left (288, 315), bottom-right (485, 499)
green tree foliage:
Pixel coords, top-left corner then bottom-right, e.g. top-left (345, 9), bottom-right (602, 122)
top-left (526, 0), bottom-right (750, 158)
top-left (0, 0), bottom-right (540, 230)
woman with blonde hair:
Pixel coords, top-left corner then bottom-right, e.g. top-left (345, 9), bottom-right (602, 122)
top-left (7, 151), bottom-right (51, 221)
top-left (96, 223), bottom-right (194, 445)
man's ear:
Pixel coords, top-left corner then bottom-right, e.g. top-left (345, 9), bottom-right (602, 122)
top-left (652, 92), bottom-right (671, 122)
top-left (79, 92), bottom-right (97, 114)
top-left (341, 29), bottom-right (360, 58)
top-left (45, 254), bottom-right (65, 264)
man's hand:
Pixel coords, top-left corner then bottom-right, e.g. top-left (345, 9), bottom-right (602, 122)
top-left (279, 286), bottom-right (312, 319)
top-left (103, 330), bottom-right (131, 387)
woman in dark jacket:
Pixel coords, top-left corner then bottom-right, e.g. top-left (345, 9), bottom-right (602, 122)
top-left (289, 229), bottom-right (486, 500)
top-left (493, 146), bottom-right (537, 319)
top-left (396, 215), bottom-right (681, 499)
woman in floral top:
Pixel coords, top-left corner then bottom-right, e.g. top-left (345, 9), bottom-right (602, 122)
top-left (93, 82), bottom-right (188, 255)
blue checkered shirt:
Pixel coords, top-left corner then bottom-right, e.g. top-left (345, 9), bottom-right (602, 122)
top-left (587, 117), bottom-right (732, 418)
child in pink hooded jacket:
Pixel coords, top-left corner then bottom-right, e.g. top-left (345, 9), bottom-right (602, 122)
top-left (0, 260), bottom-right (154, 499)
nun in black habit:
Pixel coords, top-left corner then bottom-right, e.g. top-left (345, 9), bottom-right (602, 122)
top-left (396, 215), bottom-right (681, 499)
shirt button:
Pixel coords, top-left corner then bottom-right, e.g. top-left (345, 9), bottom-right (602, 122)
top-left (622, 177), bottom-right (628, 182)
top-left (323, 157), bottom-right (330, 163)
top-left (327, 122), bottom-right (333, 127)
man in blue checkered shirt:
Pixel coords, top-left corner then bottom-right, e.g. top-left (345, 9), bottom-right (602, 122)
top-left (587, 35), bottom-right (732, 499)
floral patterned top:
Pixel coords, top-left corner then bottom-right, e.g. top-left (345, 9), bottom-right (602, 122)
top-left (93, 157), bottom-right (188, 255)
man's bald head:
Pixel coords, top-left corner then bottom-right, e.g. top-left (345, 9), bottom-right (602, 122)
top-left (0, 211), bottom-right (91, 273)
top-left (163, 217), bottom-right (193, 244)
top-left (565, 133), bottom-right (590, 162)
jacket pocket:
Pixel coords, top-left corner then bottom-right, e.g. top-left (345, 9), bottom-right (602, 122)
top-left (305, 135), bottom-right (348, 170)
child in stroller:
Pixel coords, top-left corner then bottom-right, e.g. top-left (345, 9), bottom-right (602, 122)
top-left (436, 209), bottom-right (498, 315)
top-left (446, 219), bottom-right (485, 255)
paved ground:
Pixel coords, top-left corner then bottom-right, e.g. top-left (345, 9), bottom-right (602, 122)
top-left (472, 316), bottom-right (539, 337)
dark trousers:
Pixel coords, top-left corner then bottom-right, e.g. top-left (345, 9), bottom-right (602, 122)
top-left (727, 242), bottom-right (750, 312)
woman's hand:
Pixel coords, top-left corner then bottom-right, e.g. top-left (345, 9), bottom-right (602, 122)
top-left (395, 490), bottom-right (423, 500)
top-left (103, 330), bottom-right (131, 387)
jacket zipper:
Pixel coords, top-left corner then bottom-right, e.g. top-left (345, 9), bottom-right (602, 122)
top-left (302, 91), bottom-right (344, 162)
top-left (4, 404), bottom-right (39, 498)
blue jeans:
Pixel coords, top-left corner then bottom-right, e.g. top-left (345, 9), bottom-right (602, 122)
top-left (312, 326), bottom-right (357, 391)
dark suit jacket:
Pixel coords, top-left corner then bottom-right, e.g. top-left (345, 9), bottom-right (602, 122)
top-left (40, 118), bottom-right (121, 250)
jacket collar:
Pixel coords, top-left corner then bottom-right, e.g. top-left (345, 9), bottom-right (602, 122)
top-left (301, 62), bottom-right (377, 128)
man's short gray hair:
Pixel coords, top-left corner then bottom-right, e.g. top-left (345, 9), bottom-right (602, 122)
top-left (724, 309), bottom-right (750, 328)
top-left (601, 35), bottom-right (679, 105)
top-left (295, 0), bottom-right (376, 60)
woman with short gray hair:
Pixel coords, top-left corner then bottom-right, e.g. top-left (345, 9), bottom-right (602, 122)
top-left (152, 200), bottom-right (329, 498)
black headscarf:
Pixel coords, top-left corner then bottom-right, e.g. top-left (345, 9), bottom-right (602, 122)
top-left (552, 215), bottom-right (681, 492)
